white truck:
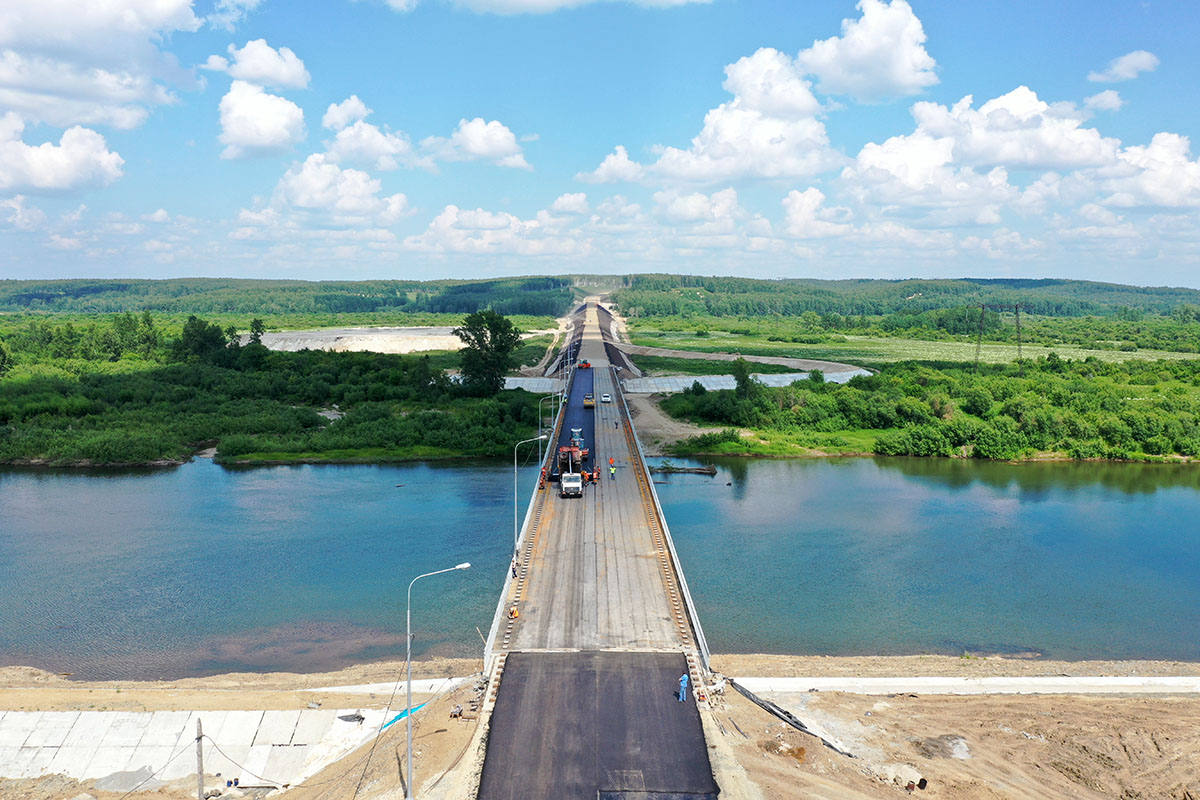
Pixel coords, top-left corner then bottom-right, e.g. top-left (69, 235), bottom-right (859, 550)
top-left (560, 472), bottom-right (583, 498)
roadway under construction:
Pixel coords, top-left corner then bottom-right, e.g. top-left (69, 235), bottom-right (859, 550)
top-left (477, 300), bottom-right (717, 799)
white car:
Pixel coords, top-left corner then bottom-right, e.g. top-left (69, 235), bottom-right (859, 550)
top-left (600, 393), bottom-right (612, 403)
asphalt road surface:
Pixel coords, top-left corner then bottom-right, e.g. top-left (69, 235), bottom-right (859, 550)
top-left (477, 651), bottom-right (719, 800)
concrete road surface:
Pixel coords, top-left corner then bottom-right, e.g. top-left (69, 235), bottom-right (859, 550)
top-left (477, 652), bottom-right (718, 800)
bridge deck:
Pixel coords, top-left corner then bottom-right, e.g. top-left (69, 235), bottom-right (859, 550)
top-left (502, 303), bottom-right (691, 652)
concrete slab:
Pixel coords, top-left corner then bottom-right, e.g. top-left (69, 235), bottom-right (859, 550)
top-left (61, 712), bottom-right (114, 748)
top-left (0, 747), bottom-right (20, 775)
top-left (212, 710), bottom-right (263, 747)
top-left (7, 747), bottom-right (41, 779)
top-left (20, 747), bottom-right (60, 779)
top-left (83, 745), bottom-right (134, 778)
top-left (253, 709), bottom-right (300, 746)
top-left (238, 744), bottom-right (274, 786)
top-left (737, 675), bottom-right (1200, 695)
top-left (141, 710), bottom-right (191, 747)
top-left (48, 743), bottom-right (97, 776)
top-left (0, 711), bottom-right (40, 747)
top-left (291, 710), bottom-right (335, 744)
top-left (125, 745), bottom-right (176, 775)
top-left (262, 744), bottom-right (309, 788)
top-left (202, 742), bottom-right (249, 780)
top-left (105, 712), bottom-right (150, 747)
top-left (22, 711), bottom-right (78, 748)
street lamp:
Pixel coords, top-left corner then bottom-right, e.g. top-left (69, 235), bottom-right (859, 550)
top-left (514, 435), bottom-right (548, 553)
top-left (406, 562), bottom-right (470, 800)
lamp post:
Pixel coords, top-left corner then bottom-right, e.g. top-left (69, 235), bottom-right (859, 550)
top-left (406, 562), bottom-right (470, 799)
top-left (514, 435), bottom-right (548, 553)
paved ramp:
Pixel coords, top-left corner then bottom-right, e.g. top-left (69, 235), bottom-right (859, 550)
top-left (477, 652), bottom-right (717, 800)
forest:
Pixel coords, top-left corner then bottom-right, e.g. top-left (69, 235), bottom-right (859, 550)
top-left (0, 276), bottom-right (575, 317)
top-left (0, 312), bottom-right (543, 465)
top-left (662, 356), bottom-right (1200, 462)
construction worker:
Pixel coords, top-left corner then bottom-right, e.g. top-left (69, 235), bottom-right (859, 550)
top-left (609, 465), bottom-right (616, 480)
top-left (608, 456), bottom-right (615, 468)
top-left (677, 673), bottom-right (689, 702)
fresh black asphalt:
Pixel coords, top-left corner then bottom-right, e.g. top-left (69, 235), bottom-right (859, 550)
top-left (551, 365), bottom-right (596, 477)
top-left (477, 651), bottom-right (719, 800)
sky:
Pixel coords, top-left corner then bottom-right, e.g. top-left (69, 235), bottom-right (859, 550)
top-left (2, 0), bottom-right (1199, 286)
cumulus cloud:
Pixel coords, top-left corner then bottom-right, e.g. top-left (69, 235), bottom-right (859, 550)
top-left (1088, 50), bottom-right (1159, 83)
top-left (1100, 133), bottom-right (1200, 208)
top-left (0, 112), bottom-right (124, 191)
top-left (422, 117), bottom-right (531, 169)
top-left (275, 153), bottom-right (409, 222)
top-left (550, 192), bottom-right (589, 214)
top-left (1084, 90), bottom-right (1123, 112)
top-left (0, 0), bottom-right (201, 129)
top-left (653, 188), bottom-right (740, 224)
top-left (404, 204), bottom-right (579, 255)
top-left (323, 96), bottom-right (372, 131)
top-left (796, 0), bottom-right (937, 102)
top-left (218, 80), bottom-right (306, 159)
top-left (577, 145), bottom-right (644, 183)
top-left (782, 188), bottom-right (852, 238)
top-left (204, 40), bottom-right (310, 89)
top-left (581, 48), bottom-right (840, 185)
top-left (326, 120), bottom-right (424, 171)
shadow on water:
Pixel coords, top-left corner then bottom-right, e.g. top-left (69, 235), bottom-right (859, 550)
top-left (870, 455), bottom-right (1200, 497)
top-left (654, 454), bottom-right (1200, 662)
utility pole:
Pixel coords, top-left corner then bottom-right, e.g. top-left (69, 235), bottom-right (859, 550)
top-left (195, 719), bottom-right (204, 800)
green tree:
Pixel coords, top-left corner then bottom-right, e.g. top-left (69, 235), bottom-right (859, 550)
top-left (453, 309), bottom-right (522, 395)
top-left (0, 337), bottom-right (12, 378)
top-left (730, 357), bottom-right (759, 398)
top-left (250, 318), bottom-right (266, 344)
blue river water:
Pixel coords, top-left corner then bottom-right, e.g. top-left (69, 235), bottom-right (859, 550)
top-left (1, 456), bottom-right (1198, 678)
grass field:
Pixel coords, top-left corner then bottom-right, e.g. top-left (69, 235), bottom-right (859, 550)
top-left (629, 330), bottom-right (1198, 367)
top-left (669, 428), bottom-right (881, 457)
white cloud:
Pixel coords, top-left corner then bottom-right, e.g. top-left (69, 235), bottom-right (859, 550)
top-left (422, 117), bottom-right (531, 169)
top-left (206, 0), bottom-right (264, 30)
top-left (1084, 90), bottom-right (1123, 112)
top-left (0, 113), bottom-right (124, 191)
top-left (914, 87), bottom-right (1120, 169)
top-left (653, 188), bottom-right (740, 224)
top-left (1088, 50), bottom-right (1159, 83)
top-left (404, 204), bottom-right (580, 255)
top-left (577, 145), bottom-right (645, 183)
top-left (218, 80), bottom-right (306, 159)
top-left (782, 188), bottom-right (851, 238)
top-left (1100, 133), bottom-right (1200, 208)
top-left (326, 120), bottom-right (424, 171)
top-left (204, 39), bottom-right (310, 89)
top-left (795, 0), bottom-right (937, 102)
top-left (0, 0), bottom-right (201, 129)
top-left (550, 192), bottom-right (589, 214)
top-left (275, 153), bottom-right (410, 223)
top-left (143, 208), bottom-right (170, 222)
top-left (323, 96), bottom-right (372, 131)
top-left (583, 48), bottom-right (840, 185)
top-left (1, 194), bottom-right (45, 230)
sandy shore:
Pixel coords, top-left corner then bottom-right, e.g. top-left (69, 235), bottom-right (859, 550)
top-left (3, 654), bottom-right (1199, 799)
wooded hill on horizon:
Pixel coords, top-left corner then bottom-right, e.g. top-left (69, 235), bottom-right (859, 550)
top-left (4, 274), bottom-right (1200, 319)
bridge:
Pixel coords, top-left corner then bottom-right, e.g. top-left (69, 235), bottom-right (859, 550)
top-left (476, 300), bottom-right (719, 799)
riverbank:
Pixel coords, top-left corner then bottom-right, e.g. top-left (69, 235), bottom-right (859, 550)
top-left (3, 656), bottom-right (1198, 799)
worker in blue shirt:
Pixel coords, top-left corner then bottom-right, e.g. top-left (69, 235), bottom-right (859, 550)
top-left (677, 673), bottom-right (689, 702)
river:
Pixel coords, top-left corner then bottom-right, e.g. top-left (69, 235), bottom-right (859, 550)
top-left (1, 457), bottom-right (1198, 679)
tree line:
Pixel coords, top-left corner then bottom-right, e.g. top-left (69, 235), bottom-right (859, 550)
top-left (663, 355), bottom-right (1200, 461)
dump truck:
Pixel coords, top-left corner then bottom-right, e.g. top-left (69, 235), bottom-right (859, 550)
top-left (559, 471), bottom-right (583, 498)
